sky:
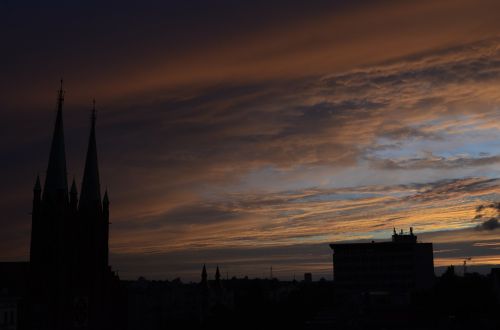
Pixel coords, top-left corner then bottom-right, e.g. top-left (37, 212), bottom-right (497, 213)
top-left (2, 0), bottom-right (500, 281)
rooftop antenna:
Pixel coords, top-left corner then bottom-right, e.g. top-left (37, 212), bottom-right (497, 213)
top-left (463, 257), bottom-right (472, 276)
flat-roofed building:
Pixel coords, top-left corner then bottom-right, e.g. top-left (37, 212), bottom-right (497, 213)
top-left (329, 228), bottom-right (434, 293)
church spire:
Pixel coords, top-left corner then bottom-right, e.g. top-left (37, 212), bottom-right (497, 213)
top-left (215, 265), bottom-right (221, 288)
top-left (34, 174), bottom-right (41, 192)
top-left (215, 265), bottom-right (221, 282)
top-left (103, 189), bottom-right (109, 208)
top-left (79, 100), bottom-right (102, 211)
top-left (42, 80), bottom-right (69, 203)
top-left (33, 174), bottom-right (42, 210)
top-left (201, 264), bottom-right (208, 284)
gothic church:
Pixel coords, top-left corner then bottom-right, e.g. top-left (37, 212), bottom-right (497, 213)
top-left (28, 82), bottom-right (123, 329)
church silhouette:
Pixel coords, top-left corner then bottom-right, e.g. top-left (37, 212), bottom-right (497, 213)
top-left (27, 82), bottom-right (123, 330)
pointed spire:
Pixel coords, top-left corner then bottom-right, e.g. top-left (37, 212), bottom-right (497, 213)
top-left (201, 264), bottom-right (207, 283)
top-left (103, 189), bottom-right (109, 206)
top-left (215, 265), bottom-right (221, 288)
top-left (33, 174), bottom-right (42, 206)
top-left (42, 80), bottom-right (68, 202)
top-left (215, 265), bottom-right (221, 281)
top-left (70, 177), bottom-right (78, 195)
top-left (34, 174), bottom-right (41, 191)
top-left (79, 100), bottom-right (102, 211)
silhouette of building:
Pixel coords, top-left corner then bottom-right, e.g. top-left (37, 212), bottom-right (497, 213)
top-left (492, 268), bottom-right (500, 303)
top-left (0, 262), bottom-right (29, 330)
top-left (27, 82), bottom-right (123, 330)
top-left (329, 228), bottom-right (434, 294)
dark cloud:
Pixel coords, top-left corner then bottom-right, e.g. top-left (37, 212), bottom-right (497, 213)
top-left (381, 126), bottom-right (443, 141)
top-left (324, 38), bottom-right (500, 91)
top-left (369, 154), bottom-right (500, 170)
top-left (476, 218), bottom-right (500, 231)
top-left (474, 201), bottom-right (500, 231)
top-left (118, 204), bottom-right (243, 230)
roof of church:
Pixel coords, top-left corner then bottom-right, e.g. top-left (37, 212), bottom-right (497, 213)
top-left (42, 81), bottom-right (68, 202)
top-left (79, 101), bottom-right (102, 211)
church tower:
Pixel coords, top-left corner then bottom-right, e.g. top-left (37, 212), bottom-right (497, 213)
top-left (29, 80), bottom-right (74, 329)
top-left (78, 101), bottom-right (109, 274)
top-left (28, 83), bottom-right (120, 330)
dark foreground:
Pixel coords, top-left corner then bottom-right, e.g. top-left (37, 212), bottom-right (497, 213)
top-left (124, 269), bottom-right (500, 330)
top-left (2, 266), bottom-right (500, 329)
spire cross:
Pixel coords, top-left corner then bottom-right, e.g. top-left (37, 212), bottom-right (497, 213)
top-left (92, 99), bottom-right (97, 123)
top-left (57, 78), bottom-right (65, 107)
top-left (79, 97), bottom-right (102, 210)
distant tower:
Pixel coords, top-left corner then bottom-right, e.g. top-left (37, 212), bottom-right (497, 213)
top-left (201, 264), bottom-right (208, 286)
top-left (215, 265), bottom-right (221, 281)
top-left (215, 265), bottom-right (221, 288)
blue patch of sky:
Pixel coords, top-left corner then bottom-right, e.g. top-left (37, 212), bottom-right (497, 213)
top-left (373, 127), bottom-right (500, 160)
top-left (464, 192), bottom-right (500, 203)
top-left (290, 234), bottom-right (332, 243)
top-left (369, 230), bottom-right (396, 241)
top-left (437, 138), bottom-right (500, 158)
top-left (232, 118), bottom-right (500, 198)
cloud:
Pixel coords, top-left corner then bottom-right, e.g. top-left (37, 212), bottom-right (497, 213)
top-left (476, 218), bottom-right (500, 231)
top-left (369, 153), bottom-right (500, 170)
top-left (107, 177), bottom-right (500, 264)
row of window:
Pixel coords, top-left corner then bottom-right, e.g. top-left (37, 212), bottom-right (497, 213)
top-left (0, 309), bottom-right (16, 326)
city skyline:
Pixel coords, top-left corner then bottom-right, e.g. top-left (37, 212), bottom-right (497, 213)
top-left (2, 0), bottom-right (500, 281)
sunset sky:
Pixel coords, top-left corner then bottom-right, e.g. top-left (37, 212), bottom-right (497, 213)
top-left (2, 0), bottom-right (500, 280)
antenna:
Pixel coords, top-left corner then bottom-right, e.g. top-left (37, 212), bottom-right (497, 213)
top-left (463, 257), bottom-right (472, 276)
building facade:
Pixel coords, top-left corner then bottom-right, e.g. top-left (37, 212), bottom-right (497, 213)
top-left (330, 229), bottom-right (434, 293)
